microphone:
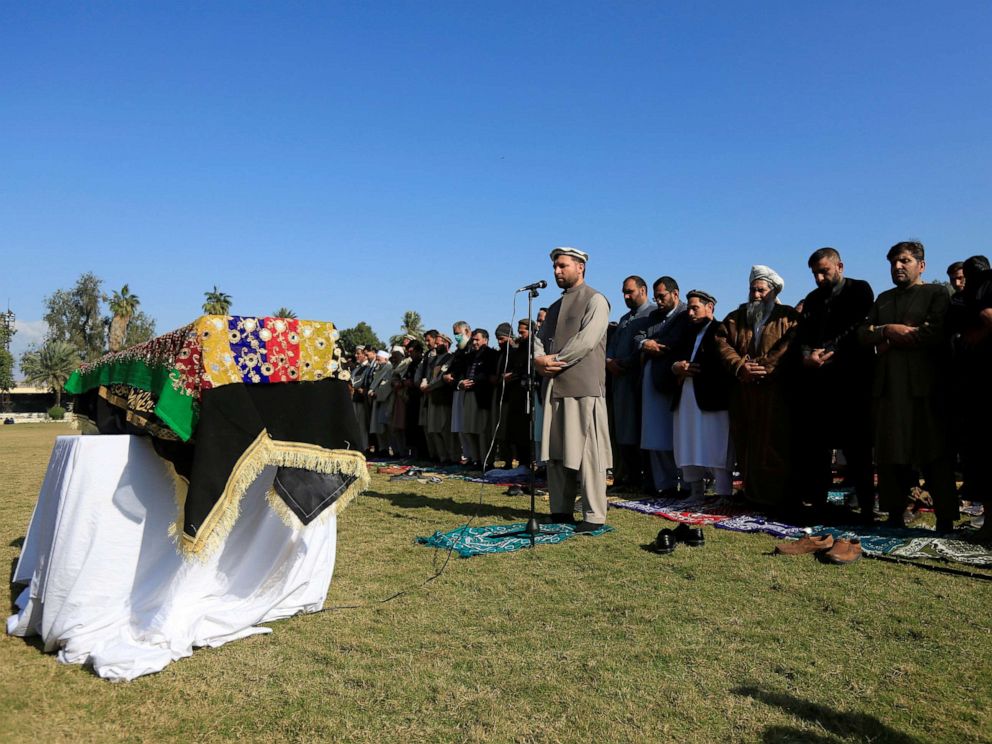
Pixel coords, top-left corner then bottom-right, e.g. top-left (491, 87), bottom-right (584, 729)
top-left (516, 280), bottom-right (548, 293)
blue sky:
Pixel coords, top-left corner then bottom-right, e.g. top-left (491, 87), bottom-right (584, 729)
top-left (3, 2), bottom-right (990, 365)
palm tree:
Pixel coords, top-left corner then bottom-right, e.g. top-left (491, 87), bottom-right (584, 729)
top-left (202, 286), bottom-right (233, 315)
top-left (389, 310), bottom-right (425, 345)
top-left (21, 340), bottom-right (79, 408)
top-left (273, 307), bottom-right (297, 319)
top-left (106, 284), bottom-right (140, 352)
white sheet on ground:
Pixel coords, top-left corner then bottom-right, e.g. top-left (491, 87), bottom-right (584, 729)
top-left (6, 435), bottom-right (337, 681)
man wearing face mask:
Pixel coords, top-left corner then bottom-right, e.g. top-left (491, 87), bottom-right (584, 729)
top-left (714, 265), bottom-right (800, 512)
top-left (534, 247), bottom-right (612, 532)
top-left (444, 321), bottom-right (473, 465)
top-left (795, 248), bottom-right (876, 524)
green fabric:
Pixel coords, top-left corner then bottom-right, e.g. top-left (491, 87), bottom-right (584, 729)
top-left (416, 522), bottom-right (613, 557)
top-left (66, 361), bottom-right (199, 441)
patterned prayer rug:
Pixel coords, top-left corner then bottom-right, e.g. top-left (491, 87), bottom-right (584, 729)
top-left (416, 522), bottom-right (613, 557)
top-left (713, 515), bottom-right (807, 539)
top-left (610, 495), bottom-right (750, 525)
top-left (809, 525), bottom-right (992, 566)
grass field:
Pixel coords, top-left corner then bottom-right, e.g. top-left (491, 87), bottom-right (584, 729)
top-left (2, 424), bottom-right (991, 743)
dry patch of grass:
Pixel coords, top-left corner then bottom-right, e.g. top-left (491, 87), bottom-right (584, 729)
top-left (3, 424), bottom-right (991, 742)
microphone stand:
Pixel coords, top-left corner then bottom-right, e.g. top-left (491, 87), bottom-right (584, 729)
top-left (489, 284), bottom-right (548, 545)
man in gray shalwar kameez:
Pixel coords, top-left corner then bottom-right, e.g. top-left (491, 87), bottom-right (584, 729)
top-left (534, 246), bottom-right (613, 531)
top-left (606, 275), bottom-right (654, 491)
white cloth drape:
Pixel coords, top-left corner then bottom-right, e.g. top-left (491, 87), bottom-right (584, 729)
top-left (7, 435), bottom-right (338, 681)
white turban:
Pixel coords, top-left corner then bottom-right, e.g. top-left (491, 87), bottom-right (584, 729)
top-left (376, 350), bottom-right (389, 360)
top-left (750, 265), bottom-right (784, 293)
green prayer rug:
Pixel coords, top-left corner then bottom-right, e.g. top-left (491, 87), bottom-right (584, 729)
top-left (416, 522), bottom-right (613, 557)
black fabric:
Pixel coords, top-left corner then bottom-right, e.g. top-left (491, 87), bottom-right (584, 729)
top-left (181, 377), bottom-right (360, 540)
top-left (665, 320), bottom-right (732, 411)
top-left (272, 467), bottom-right (358, 525)
top-left (647, 311), bottom-right (691, 393)
top-left (464, 346), bottom-right (499, 410)
top-left (797, 277), bottom-right (876, 392)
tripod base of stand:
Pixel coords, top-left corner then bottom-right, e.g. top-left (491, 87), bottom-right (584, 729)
top-left (489, 516), bottom-right (552, 542)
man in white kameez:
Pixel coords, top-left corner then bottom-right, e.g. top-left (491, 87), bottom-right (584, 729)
top-left (670, 290), bottom-right (734, 498)
top-left (534, 247), bottom-right (613, 532)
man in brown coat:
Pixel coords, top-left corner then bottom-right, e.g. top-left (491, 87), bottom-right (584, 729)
top-left (858, 241), bottom-right (958, 531)
top-left (714, 265), bottom-right (800, 511)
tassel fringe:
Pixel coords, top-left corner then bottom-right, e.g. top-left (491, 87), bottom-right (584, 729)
top-left (173, 430), bottom-right (369, 559)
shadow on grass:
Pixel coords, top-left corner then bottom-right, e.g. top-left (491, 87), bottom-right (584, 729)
top-left (734, 685), bottom-right (923, 743)
top-left (363, 489), bottom-right (536, 521)
top-left (9, 536), bottom-right (24, 548)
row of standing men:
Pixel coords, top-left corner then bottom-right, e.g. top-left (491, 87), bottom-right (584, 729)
top-left (345, 242), bottom-right (992, 535)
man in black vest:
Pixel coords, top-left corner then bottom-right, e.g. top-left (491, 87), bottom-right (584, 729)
top-left (534, 247), bottom-right (612, 532)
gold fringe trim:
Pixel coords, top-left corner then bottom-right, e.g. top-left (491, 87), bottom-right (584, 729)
top-left (174, 430), bottom-right (369, 559)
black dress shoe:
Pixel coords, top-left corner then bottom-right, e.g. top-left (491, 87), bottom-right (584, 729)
top-left (573, 520), bottom-right (604, 534)
top-left (543, 512), bottom-right (577, 525)
top-left (672, 523), bottom-right (705, 547)
top-left (649, 529), bottom-right (676, 554)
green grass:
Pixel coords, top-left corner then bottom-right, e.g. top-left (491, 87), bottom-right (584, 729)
top-left (2, 424), bottom-right (991, 743)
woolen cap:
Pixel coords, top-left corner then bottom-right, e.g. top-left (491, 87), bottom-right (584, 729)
top-left (550, 246), bottom-right (589, 263)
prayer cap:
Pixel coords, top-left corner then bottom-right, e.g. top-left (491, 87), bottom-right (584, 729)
top-left (355, 345), bottom-right (365, 351)
top-left (749, 265), bottom-right (784, 292)
top-left (495, 322), bottom-right (514, 338)
top-left (686, 289), bottom-right (717, 305)
top-left (376, 350), bottom-right (389, 360)
top-left (391, 345), bottom-right (405, 355)
top-left (550, 246), bottom-right (589, 263)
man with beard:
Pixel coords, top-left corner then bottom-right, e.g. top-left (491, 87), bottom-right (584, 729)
top-left (350, 345), bottom-right (371, 452)
top-left (668, 290), bottom-right (734, 498)
top-left (606, 275), bottom-right (654, 492)
top-left (458, 328), bottom-right (499, 470)
top-left (368, 349), bottom-right (395, 456)
top-left (634, 276), bottom-right (688, 495)
top-left (714, 265), bottom-right (800, 511)
top-left (425, 334), bottom-right (459, 464)
top-left (796, 248), bottom-right (876, 524)
top-left (415, 330), bottom-right (440, 461)
top-left (950, 256), bottom-right (992, 539)
top-left (402, 340), bottom-right (429, 460)
top-left (858, 241), bottom-right (958, 531)
top-left (535, 247), bottom-right (612, 531)
top-left (494, 321), bottom-right (532, 467)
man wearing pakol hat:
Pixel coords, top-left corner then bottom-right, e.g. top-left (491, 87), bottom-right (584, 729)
top-left (534, 247), bottom-right (613, 532)
top-left (714, 265), bottom-right (801, 512)
top-left (665, 290), bottom-right (735, 499)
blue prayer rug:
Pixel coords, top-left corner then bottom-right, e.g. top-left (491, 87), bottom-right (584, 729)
top-left (416, 522), bottom-right (613, 557)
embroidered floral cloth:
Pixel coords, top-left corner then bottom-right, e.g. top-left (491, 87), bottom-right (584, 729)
top-left (65, 316), bottom-right (366, 557)
top-left (66, 315), bottom-right (349, 441)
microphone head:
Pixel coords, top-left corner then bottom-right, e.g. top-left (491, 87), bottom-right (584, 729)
top-left (538, 280), bottom-right (548, 288)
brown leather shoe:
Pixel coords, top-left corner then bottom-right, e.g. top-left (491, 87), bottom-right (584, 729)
top-left (774, 534), bottom-right (834, 555)
top-left (822, 537), bottom-right (862, 565)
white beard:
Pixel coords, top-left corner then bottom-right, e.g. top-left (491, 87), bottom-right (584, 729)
top-left (746, 297), bottom-right (775, 329)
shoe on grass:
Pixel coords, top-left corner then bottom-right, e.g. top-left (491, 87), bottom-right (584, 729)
top-left (821, 537), bottom-right (862, 564)
top-left (774, 534), bottom-right (834, 556)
